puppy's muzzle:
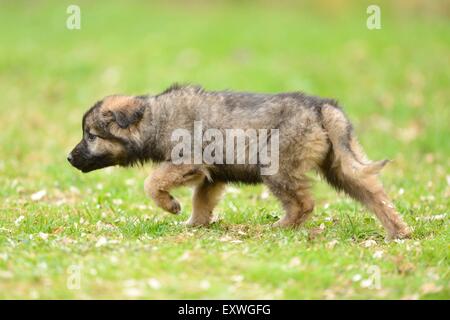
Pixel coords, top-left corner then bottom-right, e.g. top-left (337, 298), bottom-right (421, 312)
top-left (67, 153), bottom-right (74, 165)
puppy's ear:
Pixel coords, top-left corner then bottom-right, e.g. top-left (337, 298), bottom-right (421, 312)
top-left (101, 96), bottom-right (146, 129)
top-left (110, 107), bottom-right (144, 129)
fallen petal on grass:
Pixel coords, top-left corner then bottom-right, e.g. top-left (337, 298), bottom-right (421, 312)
top-left (147, 278), bottom-right (161, 290)
top-left (95, 237), bottom-right (108, 247)
top-left (31, 189), bottom-right (47, 201)
top-left (362, 240), bottom-right (377, 248)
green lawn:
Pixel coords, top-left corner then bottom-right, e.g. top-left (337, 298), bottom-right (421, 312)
top-left (0, 0), bottom-right (448, 299)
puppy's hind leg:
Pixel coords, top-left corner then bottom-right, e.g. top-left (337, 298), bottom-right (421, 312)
top-left (186, 180), bottom-right (225, 227)
top-left (321, 158), bottom-right (411, 239)
top-left (264, 174), bottom-right (315, 228)
top-left (320, 104), bottom-right (411, 239)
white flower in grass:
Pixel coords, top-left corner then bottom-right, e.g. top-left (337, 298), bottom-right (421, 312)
top-left (219, 235), bottom-right (230, 242)
top-left (231, 275), bottom-right (244, 283)
top-left (178, 251), bottom-right (191, 262)
top-left (360, 278), bottom-right (373, 288)
top-left (288, 257), bottom-right (301, 267)
top-left (112, 198), bottom-right (123, 206)
top-left (260, 189), bottom-right (270, 199)
top-left (199, 280), bottom-right (210, 290)
top-left (147, 278), bottom-right (161, 290)
top-left (95, 237), bottom-right (108, 247)
top-left (416, 213), bottom-right (446, 221)
top-left (228, 202), bottom-right (238, 212)
top-left (123, 287), bottom-right (143, 298)
top-left (326, 239), bottom-right (338, 249)
top-left (373, 250), bottom-right (384, 259)
top-left (38, 262), bottom-right (48, 270)
top-left (69, 186), bottom-right (80, 194)
top-left (226, 186), bottom-right (241, 194)
top-left (352, 274), bottom-right (362, 282)
top-left (31, 189), bottom-right (46, 201)
top-left (38, 232), bottom-right (49, 241)
top-left (109, 256), bottom-right (119, 264)
top-left (362, 240), bottom-right (377, 248)
top-left (14, 215), bottom-right (25, 226)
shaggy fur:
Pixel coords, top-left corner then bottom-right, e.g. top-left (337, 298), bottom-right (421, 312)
top-left (68, 84), bottom-right (411, 239)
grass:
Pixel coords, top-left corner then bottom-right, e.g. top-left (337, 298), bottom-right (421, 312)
top-left (0, 0), bottom-right (449, 299)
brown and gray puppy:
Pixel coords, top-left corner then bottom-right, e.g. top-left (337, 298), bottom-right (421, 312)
top-left (68, 84), bottom-right (411, 239)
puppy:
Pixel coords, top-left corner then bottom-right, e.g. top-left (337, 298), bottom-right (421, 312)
top-left (68, 84), bottom-right (411, 239)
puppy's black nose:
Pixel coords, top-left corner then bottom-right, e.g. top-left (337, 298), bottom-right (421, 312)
top-left (67, 153), bottom-right (73, 164)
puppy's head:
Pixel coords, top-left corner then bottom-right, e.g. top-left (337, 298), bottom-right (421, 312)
top-left (68, 95), bottom-right (147, 173)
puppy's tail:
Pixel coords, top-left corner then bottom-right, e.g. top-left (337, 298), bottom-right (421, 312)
top-left (319, 104), bottom-right (410, 239)
top-left (320, 103), bottom-right (388, 179)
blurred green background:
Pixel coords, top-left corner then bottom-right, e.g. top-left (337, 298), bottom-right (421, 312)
top-left (0, 0), bottom-right (448, 299)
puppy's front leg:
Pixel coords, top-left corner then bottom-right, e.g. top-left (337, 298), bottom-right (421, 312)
top-left (187, 180), bottom-right (225, 226)
top-left (144, 162), bottom-right (206, 214)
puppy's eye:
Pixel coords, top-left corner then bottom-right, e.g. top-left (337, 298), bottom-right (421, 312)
top-left (87, 133), bottom-right (97, 142)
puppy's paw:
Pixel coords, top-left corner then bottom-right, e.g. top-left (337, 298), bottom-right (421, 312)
top-left (166, 199), bottom-right (181, 214)
top-left (184, 216), bottom-right (213, 227)
top-left (151, 191), bottom-right (181, 214)
top-left (272, 218), bottom-right (301, 229)
top-left (388, 227), bottom-right (412, 240)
